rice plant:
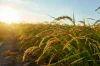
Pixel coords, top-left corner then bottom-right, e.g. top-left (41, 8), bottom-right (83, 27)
top-left (1, 16), bottom-right (99, 66)
top-left (14, 16), bottom-right (100, 66)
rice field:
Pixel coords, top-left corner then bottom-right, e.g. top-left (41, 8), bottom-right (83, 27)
top-left (0, 16), bottom-right (100, 66)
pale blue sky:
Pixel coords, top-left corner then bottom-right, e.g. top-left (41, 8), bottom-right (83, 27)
top-left (0, 0), bottom-right (100, 23)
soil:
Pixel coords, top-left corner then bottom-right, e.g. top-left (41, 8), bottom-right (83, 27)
top-left (0, 31), bottom-right (41, 66)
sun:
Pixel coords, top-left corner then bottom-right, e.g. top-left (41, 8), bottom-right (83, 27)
top-left (0, 5), bottom-right (20, 24)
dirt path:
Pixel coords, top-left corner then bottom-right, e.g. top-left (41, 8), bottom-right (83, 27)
top-left (0, 28), bottom-right (21, 66)
top-left (0, 29), bottom-right (41, 66)
top-left (0, 37), bottom-right (17, 66)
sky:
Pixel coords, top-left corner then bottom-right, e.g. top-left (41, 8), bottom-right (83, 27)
top-left (0, 0), bottom-right (100, 24)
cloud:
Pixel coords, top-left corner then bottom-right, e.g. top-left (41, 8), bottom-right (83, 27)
top-left (0, 0), bottom-right (56, 22)
top-left (0, 0), bottom-right (41, 11)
